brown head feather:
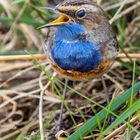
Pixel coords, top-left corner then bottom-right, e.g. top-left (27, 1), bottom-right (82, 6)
top-left (59, 0), bottom-right (93, 6)
top-left (56, 0), bottom-right (107, 30)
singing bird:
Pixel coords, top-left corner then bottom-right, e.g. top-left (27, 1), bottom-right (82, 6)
top-left (40, 0), bottom-right (118, 80)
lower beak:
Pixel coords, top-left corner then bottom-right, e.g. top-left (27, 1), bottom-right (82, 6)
top-left (38, 13), bottom-right (72, 29)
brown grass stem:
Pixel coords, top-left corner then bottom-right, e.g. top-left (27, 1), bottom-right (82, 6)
top-left (0, 53), bottom-right (139, 61)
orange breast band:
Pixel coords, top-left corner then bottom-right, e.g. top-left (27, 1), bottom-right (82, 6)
top-left (51, 59), bottom-right (111, 80)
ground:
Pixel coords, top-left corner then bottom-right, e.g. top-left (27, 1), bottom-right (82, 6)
top-left (0, 0), bottom-right (140, 140)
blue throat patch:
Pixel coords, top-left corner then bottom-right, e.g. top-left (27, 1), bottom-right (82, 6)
top-left (51, 22), bottom-right (102, 72)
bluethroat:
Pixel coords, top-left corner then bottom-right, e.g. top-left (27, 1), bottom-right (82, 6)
top-left (39, 0), bottom-right (119, 132)
top-left (40, 0), bottom-right (118, 80)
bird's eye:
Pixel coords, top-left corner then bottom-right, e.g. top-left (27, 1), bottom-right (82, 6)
top-left (76, 9), bottom-right (86, 18)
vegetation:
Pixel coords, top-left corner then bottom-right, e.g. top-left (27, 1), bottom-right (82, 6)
top-left (0, 0), bottom-right (140, 140)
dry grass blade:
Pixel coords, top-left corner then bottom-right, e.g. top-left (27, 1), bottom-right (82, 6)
top-left (104, 116), bottom-right (139, 140)
top-left (110, 1), bottom-right (140, 24)
top-left (0, 54), bottom-right (47, 61)
top-left (0, 53), bottom-right (140, 61)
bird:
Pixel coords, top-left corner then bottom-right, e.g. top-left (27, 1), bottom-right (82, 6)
top-left (39, 0), bottom-right (119, 132)
top-left (39, 0), bottom-right (118, 81)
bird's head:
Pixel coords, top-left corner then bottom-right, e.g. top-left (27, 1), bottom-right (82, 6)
top-left (39, 0), bottom-right (106, 30)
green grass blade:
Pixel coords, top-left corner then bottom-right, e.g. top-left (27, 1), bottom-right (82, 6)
top-left (30, 56), bottom-right (79, 135)
top-left (12, 0), bottom-right (25, 5)
top-left (0, 16), bottom-right (43, 27)
top-left (68, 81), bottom-right (140, 140)
top-left (118, 60), bottom-right (140, 75)
top-left (103, 99), bottom-right (140, 135)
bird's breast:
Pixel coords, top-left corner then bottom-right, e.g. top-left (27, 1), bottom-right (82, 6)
top-left (50, 39), bottom-right (102, 72)
top-left (46, 22), bottom-right (114, 80)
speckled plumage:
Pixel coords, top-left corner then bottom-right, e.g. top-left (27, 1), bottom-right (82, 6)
top-left (42, 0), bottom-right (118, 80)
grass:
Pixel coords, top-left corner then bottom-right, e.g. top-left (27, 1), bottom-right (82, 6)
top-left (0, 0), bottom-right (140, 140)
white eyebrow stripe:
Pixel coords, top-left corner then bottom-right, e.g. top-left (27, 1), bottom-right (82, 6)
top-left (58, 5), bottom-right (80, 11)
top-left (57, 4), bottom-right (97, 13)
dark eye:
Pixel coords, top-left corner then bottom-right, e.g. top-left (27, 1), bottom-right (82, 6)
top-left (76, 9), bottom-right (86, 18)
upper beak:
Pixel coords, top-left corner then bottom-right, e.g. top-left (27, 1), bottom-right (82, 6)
top-left (38, 13), bottom-right (72, 29)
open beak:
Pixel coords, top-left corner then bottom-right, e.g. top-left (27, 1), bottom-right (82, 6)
top-left (38, 13), bottom-right (72, 29)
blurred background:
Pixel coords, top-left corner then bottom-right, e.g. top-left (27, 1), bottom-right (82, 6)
top-left (0, 0), bottom-right (140, 140)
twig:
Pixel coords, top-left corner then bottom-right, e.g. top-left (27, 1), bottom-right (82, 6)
top-left (0, 53), bottom-right (139, 61)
